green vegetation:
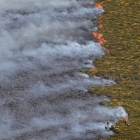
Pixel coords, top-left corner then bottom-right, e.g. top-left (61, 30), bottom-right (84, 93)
top-left (85, 0), bottom-right (140, 139)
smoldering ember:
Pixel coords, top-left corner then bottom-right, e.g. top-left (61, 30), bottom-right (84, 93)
top-left (0, 0), bottom-right (127, 140)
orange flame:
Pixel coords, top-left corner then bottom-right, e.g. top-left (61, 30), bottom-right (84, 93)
top-left (92, 32), bottom-right (103, 39)
top-left (99, 15), bottom-right (103, 17)
top-left (103, 47), bottom-right (109, 53)
top-left (119, 117), bottom-right (128, 121)
top-left (98, 39), bottom-right (107, 45)
top-left (124, 117), bottom-right (128, 121)
top-left (98, 41), bottom-right (103, 45)
top-left (90, 68), bottom-right (97, 71)
top-left (98, 24), bottom-right (103, 28)
top-left (119, 118), bottom-right (124, 121)
top-left (102, 38), bottom-right (107, 42)
top-left (94, 3), bottom-right (103, 8)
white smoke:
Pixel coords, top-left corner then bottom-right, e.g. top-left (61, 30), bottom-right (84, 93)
top-left (0, 97), bottom-right (127, 140)
top-left (0, 0), bottom-right (128, 140)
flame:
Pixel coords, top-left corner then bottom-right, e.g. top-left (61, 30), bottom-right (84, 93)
top-left (90, 68), bottom-right (97, 71)
top-left (92, 32), bottom-right (103, 39)
top-left (124, 117), bottom-right (128, 121)
top-left (119, 117), bottom-right (128, 121)
top-left (102, 38), bottom-right (107, 42)
top-left (119, 117), bottom-right (124, 121)
top-left (104, 48), bottom-right (109, 53)
top-left (98, 39), bottom-right (107, 45)
top-left (99, 15), bottom-right (103, 17)
top-left (94, 3), bottom-right (103, 8)
top-left (98, 24), bottom-right (103, 28)
top-left (102, 47), bottom-right (109, 53)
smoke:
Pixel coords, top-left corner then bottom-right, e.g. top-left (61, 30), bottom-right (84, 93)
top-left (0, 94), bottom-right (128, 140)
top-left (0, 0), bottom-right (128, 140)
top-left (0, 0), bottom-right (103, 80)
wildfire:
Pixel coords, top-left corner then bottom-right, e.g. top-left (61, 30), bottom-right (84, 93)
top-left (124, 117), bottom-right (128, 121)
top-left (94, 3), bottom-right (103, 8)
top-left (119, 117), bottom-right (128, 121)
top-left (103, 47), bottom-right (109, 53)
top-left (92, 32), bottom-right (103, 39)
top-left (98, 39), bottom-right (107, 45)
top-left (92, 32), bottom-right (107, 45)
top-left (99, 15), bottom-right (103, 18)
top-left (119, 117), bottom-right (124, 121)
top-left (98, 24), bottom-right (103, 28)
top-left (90, 68), bottom-right (97, 71)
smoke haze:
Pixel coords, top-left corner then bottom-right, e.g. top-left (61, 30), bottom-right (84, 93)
top-left (0, 0), bottom-right (127, 139)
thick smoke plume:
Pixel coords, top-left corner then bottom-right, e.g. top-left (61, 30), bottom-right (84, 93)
top-left (0, 0), bottom-right (127, 140)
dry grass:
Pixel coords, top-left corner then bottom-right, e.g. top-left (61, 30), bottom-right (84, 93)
top-left (85, 0), bottom-right (140, 139)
